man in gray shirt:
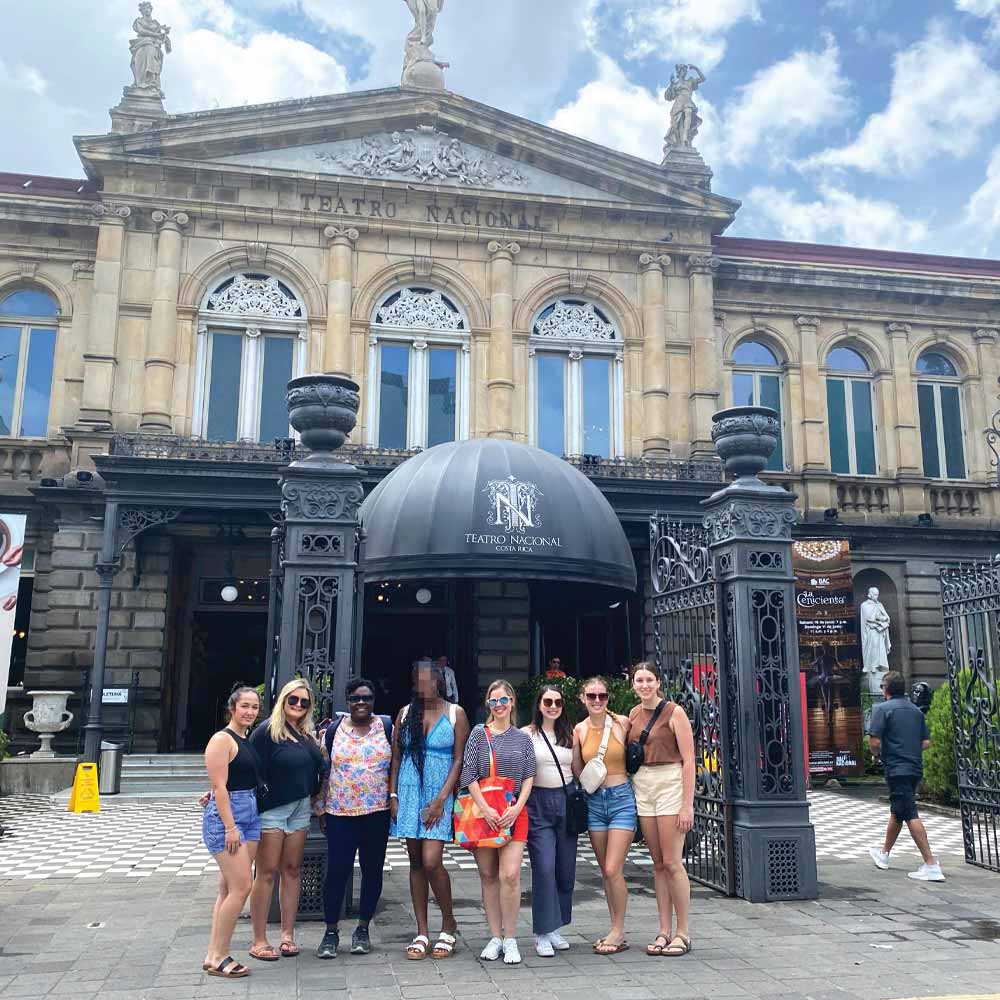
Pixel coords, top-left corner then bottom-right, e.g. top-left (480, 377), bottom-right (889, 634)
top-left (868, 671), bottom-right (944, 881)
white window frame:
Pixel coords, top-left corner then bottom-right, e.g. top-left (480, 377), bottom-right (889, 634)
top-left (916, 360), bottom-right (967, 482)
top-left (730, 349), bottom-right (788, 471)
top-left (365, 287), bottom-right (471, 450)
top-left (827, 373), bottom-right (879, 477)
top-left (0, 302), bottom-right (57, 439)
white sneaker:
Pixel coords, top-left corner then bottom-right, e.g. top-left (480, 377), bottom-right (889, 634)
top-left (535, 934), bottom-right (555, 957)
top-left (547, 930), bottom-right (570, 951)
top-left (480, 936), bottom-right (503, 961)
top-left (908, 862), bottom-right (945, 882)
top-left (869, 847), bottom-right (890, 870)
top-left (502, 938), bottom-right (522, 964)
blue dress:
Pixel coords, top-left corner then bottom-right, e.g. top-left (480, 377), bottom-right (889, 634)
top-left (392, 712), bottom-right (456, 841)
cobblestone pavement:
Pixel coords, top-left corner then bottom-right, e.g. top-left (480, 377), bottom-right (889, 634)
top-left (1, 790), bottom-right (998, 1000)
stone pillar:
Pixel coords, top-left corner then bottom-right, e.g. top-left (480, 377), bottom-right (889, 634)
top-left (886, 322), bottom-right (924, 513)
top-left (971, 328), bottom-right (999, 481)
top-left (639, 253), bottom-right (671, 456)
top-left (141, 210), bottom-right (189, 430)
top-left (322, 226), bottom-right (359, 378)
top-left (79, 203), bottom-right (130, 429)
top-left (688, 255), bottom-right (721, 458)
top-left (65, 262), bottom-right (95, 427)
top-left (705, 406), bottom-right (818, 902)
top-left (486, 240), bottom-right (519, 440)
top-left (793, 315), bottom-right (835, 513)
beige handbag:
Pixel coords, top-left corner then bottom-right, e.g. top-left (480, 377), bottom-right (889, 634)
top-left (579, 716), bottom-right (613, 794)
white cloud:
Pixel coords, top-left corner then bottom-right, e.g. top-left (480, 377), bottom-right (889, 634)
top-left (956, 0), bottom-right (1000, 34)
top-left (807, 22), bottom-right (1000, 175)
top-left (0, 58), bottom-right (48, 98)
top-left (616, 0), bottom-right (762, 71)
top-left (721, 37), bottom-right (851, 166)
top-left (964, 144), bottom-right (1000, 251)
top-left (745, 184), bottom-right (929, 249)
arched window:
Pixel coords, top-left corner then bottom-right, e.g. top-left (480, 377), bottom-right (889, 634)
top-left (731, 338), bottom-right (785, 471)
top-left (529, 299), bottom-right (623, 458)
top-left (825, 345), bottom-right (877, 476)
top-left (368, 287), bottom-right (469, 450)
top-left (194, 272), bottom-right (306, 442)
top-left (916, 350), bottom-right (965, 479)
top-left (0, 287), bottom-right (58, 438)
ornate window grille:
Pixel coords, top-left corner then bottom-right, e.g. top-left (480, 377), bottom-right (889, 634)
top-left (0, 287), bottom-right (58, 438)
top-left (529, 298), bottom-right (624, 459)
top-left (916, 350), bottom-right (966, 481)
top-left (824, 345), bottom-right (878, 477)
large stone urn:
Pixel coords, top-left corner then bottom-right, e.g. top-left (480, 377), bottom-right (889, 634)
top-left (286, 375), bottom-right (360, 464)
top-left (711, 405), bottom-right (780, 484)
top-left (24, 691), bottom-right (74, 758)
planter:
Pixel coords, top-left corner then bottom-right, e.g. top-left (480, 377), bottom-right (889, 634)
top-left (286, 375), bottom-right (360, 457)
top-left (23, 690), bottom-right (74, 759)
top-left (711, 406), bottom-right (780, 484)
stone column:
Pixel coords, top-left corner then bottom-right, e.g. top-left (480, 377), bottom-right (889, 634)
top-left (688, 255), bottom-right (721, 458)
top-left (639, 253), bottom-right (671, 456)
top-left (972, 328), bottom-right (999, 481)
top-left (65, 263), bottom-right (94, 427)
top-left (79, 203), bottom-right (130, 428)
top-left (141, 210), bottom-right (189, 430)
top-left (486, 240), bottom-right (519, 440)
top-left (322, 226), bottom-right (359, 378)
top-left (886, 322), bottom-right (924, 513)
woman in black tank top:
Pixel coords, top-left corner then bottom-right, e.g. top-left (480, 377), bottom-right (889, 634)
top-left (201, 685), bottom-right (262, 979)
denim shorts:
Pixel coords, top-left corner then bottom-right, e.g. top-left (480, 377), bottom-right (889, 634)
top-left (203, 789), bottom-right (261, 855)
top-left (260, 795), bottom-right (313, 834)
top-left (585, 781), bottom-right (637, 833)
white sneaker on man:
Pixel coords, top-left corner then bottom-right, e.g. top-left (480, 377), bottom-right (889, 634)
top-left (534, 934), bottom-right (555, 957)
top-left (907, 862), bottom-right (945, 882)
top-left (868, 847), bottom-right (890, 870)
top-left (502, 938), bottom-right (522, 964)
top-left (547, 930), bottom-right (570, 951)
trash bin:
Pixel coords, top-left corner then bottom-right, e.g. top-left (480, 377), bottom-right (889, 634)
top-left (98, 741), bottom-right (124, 795)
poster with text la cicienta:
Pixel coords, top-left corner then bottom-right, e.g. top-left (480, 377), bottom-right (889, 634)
top-left (792, 539), bottom-right (863, 778)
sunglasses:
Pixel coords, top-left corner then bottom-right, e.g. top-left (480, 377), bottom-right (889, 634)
top-left (348, 693), bottom-right (374, 704)
top-left (286, 695), bottom-right (311, 709)
top-left (488, 696), bottom-right (512, 708)
top-left (541, 697), bottom-right (563, 708)
top-left (584, 692), bottom-right (609, 702)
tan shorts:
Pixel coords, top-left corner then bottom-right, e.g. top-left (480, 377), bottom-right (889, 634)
top-left (632, 763), bottom-right (684, 817)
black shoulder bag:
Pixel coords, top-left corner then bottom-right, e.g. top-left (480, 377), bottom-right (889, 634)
top-left (625, 700), bottom-right (667, 775)
top-left (539, 729), bottom-right (588, 837)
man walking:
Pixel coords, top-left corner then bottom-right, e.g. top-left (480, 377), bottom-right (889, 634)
top-left (868, 671), bottom-right (945, 881)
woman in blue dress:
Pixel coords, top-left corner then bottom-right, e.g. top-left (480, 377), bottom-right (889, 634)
top-left (389, 661), bottom-right (470, 960)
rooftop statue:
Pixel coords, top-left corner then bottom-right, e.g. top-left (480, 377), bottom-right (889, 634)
top-left (129, 2), bottom-right (171, 96)
top-left (663, 63), bottom-right (705, 154)
top-left (402, 0), bottom-right (447, 91)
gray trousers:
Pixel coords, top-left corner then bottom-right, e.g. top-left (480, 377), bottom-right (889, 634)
top-left (526, 785), bottom-right (577, 935)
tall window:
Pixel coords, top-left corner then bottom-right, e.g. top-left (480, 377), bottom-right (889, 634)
top-left (367, 287), bottom-right (469, 450)
top-left (0, 288), bottom-right (57, 438)
top-left (916, 350), bottom-right (965, 480)
top-left (731, 339), bottom-right (785, 471)
top-left (194, 273), bottom-right (306, 442)
top-left (530, 299), bottom-right (624, 458)
top-left (826, 345), bottom-right (877, 475)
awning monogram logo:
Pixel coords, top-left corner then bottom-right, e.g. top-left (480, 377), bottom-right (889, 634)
top-left (484, 475), bottom-right (543, 536)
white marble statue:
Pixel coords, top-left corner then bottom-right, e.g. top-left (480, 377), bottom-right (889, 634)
top-left (129, 2), bottom-right (171, 95)
top-left (405, 0), bottom-right (444, 46)
top-left (860, 587), bottom-right (892, 695)
top-left (663, 63), bottom-right (706, 152)
top-left (402, 0), bottom-right (446, 89)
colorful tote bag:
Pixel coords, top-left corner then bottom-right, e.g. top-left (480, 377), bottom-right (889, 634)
top-left (453, 728), bottom-right (515, 850)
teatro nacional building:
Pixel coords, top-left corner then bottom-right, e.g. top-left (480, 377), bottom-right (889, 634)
top-left (1, 6), bottom-right (997, 754)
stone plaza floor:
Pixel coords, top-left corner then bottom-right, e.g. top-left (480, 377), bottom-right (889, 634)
top-left (0, 789), bottom-right (998, 999)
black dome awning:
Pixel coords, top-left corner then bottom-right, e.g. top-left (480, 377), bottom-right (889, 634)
top-left (359, 439), bottom-right (636, 595)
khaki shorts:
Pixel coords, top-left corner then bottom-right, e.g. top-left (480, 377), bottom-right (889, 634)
top-left (632, 763), bottom-right (684, 817)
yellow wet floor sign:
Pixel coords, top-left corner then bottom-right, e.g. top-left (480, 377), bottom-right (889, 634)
top-left (67, 762), bottom-right (100, 813)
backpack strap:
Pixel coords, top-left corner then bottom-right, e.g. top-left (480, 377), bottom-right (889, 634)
top-left (324, 714), bottom-right (344, 755)
top-left (379, 714), bottom-right (393, 745)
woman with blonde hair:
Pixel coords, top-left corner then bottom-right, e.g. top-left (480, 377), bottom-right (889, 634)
top-left (459, 680), bottom-right (536, 965)
top-left (246, 678), bottom-right (324, 961)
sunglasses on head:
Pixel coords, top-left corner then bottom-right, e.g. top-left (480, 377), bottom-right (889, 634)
top-left (584, 691), bottom-right (609, 702)
top-left (541, 696), bottom-right (563, 708)
top-left (348, 693), bottom-right (374, 704)
top-left (286, 695), bottom-right (311, 709)
top-left (488, 696), bottom-right (512, 708)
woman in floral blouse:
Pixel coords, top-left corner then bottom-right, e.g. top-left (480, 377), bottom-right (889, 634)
top-left (313, 677), bottom-right (393, 960)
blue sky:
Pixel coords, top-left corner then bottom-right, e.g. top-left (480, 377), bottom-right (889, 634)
top-left (3, 0), bottom-right (1000, 257)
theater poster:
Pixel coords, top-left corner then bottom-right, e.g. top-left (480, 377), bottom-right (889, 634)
top-left (0, 513), bottom-right (26, 716)
top-left (792, 539), bottom-right (864, 778)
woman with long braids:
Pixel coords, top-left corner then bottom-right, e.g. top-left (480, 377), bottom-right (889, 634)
top-left (389, 661), bottom-right (470, 960)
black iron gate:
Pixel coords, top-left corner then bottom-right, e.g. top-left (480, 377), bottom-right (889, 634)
top-left (941, 559), bottom-right (1000, 873)
top-left (650, 516), bottom-right (735, 894)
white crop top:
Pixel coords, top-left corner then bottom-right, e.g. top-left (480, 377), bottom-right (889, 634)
top-left (528, 729), bottom-right (574, 789)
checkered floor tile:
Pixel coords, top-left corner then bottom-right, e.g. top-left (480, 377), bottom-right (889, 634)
top-left (0, 789), bottom-right (967, 881)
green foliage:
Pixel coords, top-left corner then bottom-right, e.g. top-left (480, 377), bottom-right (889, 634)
top-left (860, 689), bottom-right (880, 775)
top-left (516, 673), bottom-right (638, 725)
top-left (923, 681), bottom-right (958, 806)
top-left (0, 726), bottom-right (9, 761)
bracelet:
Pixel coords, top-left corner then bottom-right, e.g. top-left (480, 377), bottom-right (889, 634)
top-left (389, 792), bottom-right (399, 799)
top-left (224, 826), bottom-right (237, 833)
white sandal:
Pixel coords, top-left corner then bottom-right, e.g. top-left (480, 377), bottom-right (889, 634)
top-left (406, 935), bottom-right (430, 961)
top-left (433, 931), bottom-right (457, 959)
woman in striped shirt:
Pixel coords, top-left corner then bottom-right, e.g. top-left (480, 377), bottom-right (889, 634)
top-left (459, 680), bottom-right (536, 965)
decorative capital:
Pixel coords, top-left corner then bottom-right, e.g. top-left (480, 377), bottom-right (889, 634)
top-left (323, 226), bottom-right (359, 246)
top-left (704, 500), bottom-right (797, 545)
top-left (72, 260), bottom-right (95, 278)
top-left (151, 209), bottom-right (189, 230)
top-left (974, 327), bottom-right (999, 342)
top-left (886, 321), bottom-right (911, 337)
top-left (412, 337), bottom-right (428, 352)
top-left (795, 315), bottom-right (820, 330)
top-left (245, 325), bottom-right (261, 340)
top-left (639, 252), bottom-right (672, 272)
top-left (568, 348), bottom-right (584, 361)
top-left (197, 323), bottom-right (209, 337)
top-left (487, 240), bottom-right (521, 259)
top-left (687, 254), bottom-right (720, 275)
top-left (91, 202), bottom-right (131, 221)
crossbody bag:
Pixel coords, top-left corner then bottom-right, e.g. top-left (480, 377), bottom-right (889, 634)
top-left (539, 728), bottom-right (588, 837)
top-left (578, 716), bottom-right (613, 794)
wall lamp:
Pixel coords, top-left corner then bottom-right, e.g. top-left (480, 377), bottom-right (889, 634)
top-left (916, 513), bottom-right (935, 528)
top-left (823, 507), bottom-right (839, 521)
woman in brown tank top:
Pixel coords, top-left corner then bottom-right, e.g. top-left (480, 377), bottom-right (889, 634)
top-left (628, 662), bottom-right (695, 958)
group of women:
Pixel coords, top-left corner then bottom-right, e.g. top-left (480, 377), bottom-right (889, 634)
top-left (198, 662), bottom-right (695, 979)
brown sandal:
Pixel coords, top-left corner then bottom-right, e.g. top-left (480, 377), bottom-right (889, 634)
top-left (279, 942), bottom-right (300, 958)
top-left (664, 934), bottom-right (692, 956)
top-left (206, 957), bottom-right (250, 978)
top-left (594, 939), bottom-right (629, 955)
top-left (646, 934), bottom-right (670, 956)
top-left (249, 945), bottom-right (280, 962)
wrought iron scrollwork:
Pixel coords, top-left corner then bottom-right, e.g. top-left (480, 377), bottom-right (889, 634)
top-left (296, 575), bottom-right (340, 720)
top-left (986, 406), bottom-right (1000, 488)
top-left (650, 517), bottom-right (712, 597)
top-left (115, 506), bottom-right (183, 556)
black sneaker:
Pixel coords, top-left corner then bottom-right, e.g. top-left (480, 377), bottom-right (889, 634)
top-left (351, 925), bottom-right (371, 955)
top-left (317, 929), bottom-right (339, 960)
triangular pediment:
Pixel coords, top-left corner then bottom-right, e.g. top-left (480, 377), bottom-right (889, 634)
top-left (75, 88), bottom-right (739, 222)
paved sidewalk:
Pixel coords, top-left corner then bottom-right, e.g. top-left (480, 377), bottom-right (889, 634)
top-left (1, 790), bottom-right (999, 1000)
